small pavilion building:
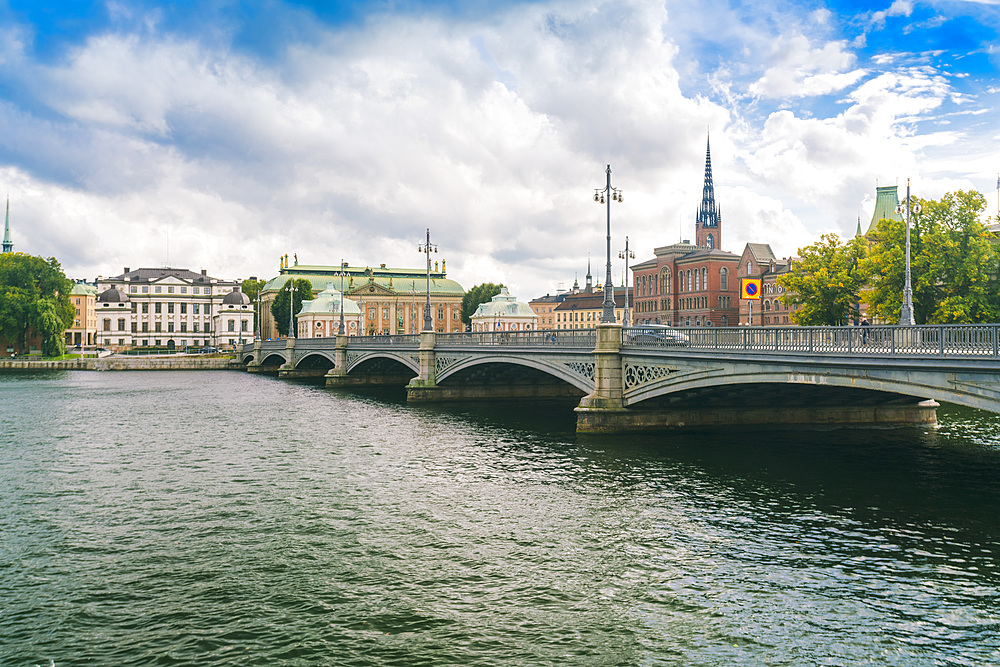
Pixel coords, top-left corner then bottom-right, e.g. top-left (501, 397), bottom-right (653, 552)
top-left (297, 283), bottom-right (362, 338)
top-left (470, 288), bottom-right (538, 332)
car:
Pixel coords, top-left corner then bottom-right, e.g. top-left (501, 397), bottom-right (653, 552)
top-left (200, 346), bottom-right (220, 353)
top-left (625, 324), bottom-right (690, 346)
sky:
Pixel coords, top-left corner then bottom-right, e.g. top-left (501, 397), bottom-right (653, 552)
top-left (1, 0), bottom-right (998, 299)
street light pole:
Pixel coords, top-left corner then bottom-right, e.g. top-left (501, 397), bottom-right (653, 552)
top-left (286, 280), bottom-right (296, 338)
top-left (895, 178), bottom-right (921, 326)
top-left (418, 228), bottom-right (437, 332)
top-left (618, 235), bottom-right (635, 327)
top-left (337, 260), bottom-right (347, 335)
top-left (593, 165), bottom-right (623, 323)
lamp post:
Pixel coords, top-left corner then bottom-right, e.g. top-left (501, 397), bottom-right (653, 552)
top-left (336, 260), bottom-right (348, 335)
top-left (418, 228), bottom-right (437, 332)
top-left (254, 292), bottom-right (261, 340)
top-left (286, 280), bottom-right (296, 338)
top-left (618, 235), bottom-right (635, 327)
top-left (895, 178), bottom-right (921, 326)
top-left (593, 164), bottom-right (623, 323)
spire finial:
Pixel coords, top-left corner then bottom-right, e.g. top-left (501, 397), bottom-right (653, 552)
top-left (2, 194), bottom-right (12, 254)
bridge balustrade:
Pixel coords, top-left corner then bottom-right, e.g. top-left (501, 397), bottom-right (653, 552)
top-left (623, 324), bottom-right (1000, 358)
top-left (436, 329), bottom-right (597, 348)
top-left (347, 334), bottom-right (421, 347)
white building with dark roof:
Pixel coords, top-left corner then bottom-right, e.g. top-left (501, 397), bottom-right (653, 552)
top-left (95, 266), bottom-right (250, 350)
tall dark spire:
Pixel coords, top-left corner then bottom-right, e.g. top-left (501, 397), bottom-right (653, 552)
top-left (2, 196), bottom-right (12, 254)
top-left (695, 133), bottom-right (722, 249)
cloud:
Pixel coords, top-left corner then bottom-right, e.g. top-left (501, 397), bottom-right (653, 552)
top-left (749, 35), bottom-right (865, 99)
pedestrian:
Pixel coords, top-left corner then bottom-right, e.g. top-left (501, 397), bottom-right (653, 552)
top-left (860, 316), bottom-right (870, 344)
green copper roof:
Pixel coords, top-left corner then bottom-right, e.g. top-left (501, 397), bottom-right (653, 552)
top-left (70, 283), bottom-right (98, 296)
top-left (263, 266), bottom-right (465, 296)
top-left (298, 284), bottom-right (362, 316)
top-left (866, 185), bottom-right (904, 235)
top-left (471, 287), bottom-right (537, 319)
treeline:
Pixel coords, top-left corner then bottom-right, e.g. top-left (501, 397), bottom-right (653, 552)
top-left (779, 190), bottom-right (1000, 325)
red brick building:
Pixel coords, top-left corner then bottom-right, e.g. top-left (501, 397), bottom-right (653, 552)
top-left (630, 136), bottom-right (741, 327)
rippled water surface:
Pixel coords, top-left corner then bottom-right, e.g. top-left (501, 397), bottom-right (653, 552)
top-left (2, 370), bottom-right (1000, 666)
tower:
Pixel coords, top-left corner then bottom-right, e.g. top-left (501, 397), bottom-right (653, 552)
top-left (2, 196), bottom-right (12, 253)
top-left (585, 254), bottom-right (593, 292)
top-left (695, 134), bottom-right (721, 250)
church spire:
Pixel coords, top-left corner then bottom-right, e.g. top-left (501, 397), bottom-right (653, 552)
top-left (2, 195), bottom-right (12, 253)
top-left (585, 253), bottom-right (593, 292)
top-left (695, 132), bottom-right (721, 249)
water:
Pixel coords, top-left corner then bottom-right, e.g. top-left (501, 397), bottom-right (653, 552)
top-left (2, 371), bottom-right (999, 666)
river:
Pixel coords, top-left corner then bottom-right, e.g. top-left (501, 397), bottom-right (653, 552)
top-left (2, 370), bottom-right (999, 666)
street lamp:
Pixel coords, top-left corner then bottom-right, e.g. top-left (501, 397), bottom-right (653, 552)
top-left (418, 228), bottom-right (437, 332)
top-left (336, 260), bottom-right (348, 335)
top-left (895, 178), bottom-right (921, 326)
top-left (255, 292), bottom-right (261, 340)
top-left (618, 235), bottom-right (635, 327)
top-left (286, 279), bottom-right (296, 338)
top-left (593, 164), bottom-right (623, 323)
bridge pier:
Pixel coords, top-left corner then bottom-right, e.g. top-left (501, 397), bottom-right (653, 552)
top-left (574, 323), bottom-right (631, 430)
top-left (404, 331), bottom-right (442, 400)
top-left (246, 340), bottom-right (280, 374)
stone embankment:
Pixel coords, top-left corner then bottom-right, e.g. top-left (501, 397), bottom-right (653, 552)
top-left (0, 357), bottom-right (243, 371)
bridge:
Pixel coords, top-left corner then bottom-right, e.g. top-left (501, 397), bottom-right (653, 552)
top-left (241, 323), bottom-right (1000, 433)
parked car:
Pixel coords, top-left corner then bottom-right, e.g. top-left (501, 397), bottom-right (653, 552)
top-left (200, 346), bottom-right (220, 353)
top-left (625, 324), bottom-right (690, 346)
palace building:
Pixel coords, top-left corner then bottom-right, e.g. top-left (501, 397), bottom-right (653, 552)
top-left (630, 135), bottom-right (741, 327)
top-left (259, 257), bottom-right (465, 338)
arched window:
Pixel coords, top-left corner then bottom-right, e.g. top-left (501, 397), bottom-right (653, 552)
top-left (702, 268), bottom-right (708, 291)
top-left (720, 267), bottom-right (728, 291)
top-left (706, 234), bottom-right (714, 249)
top-left (660, 268), bottom-right (670, 295)
top-left (687, 270), bottom-right (692, 292)
top-left (763, 300), bottom-right (771, 312)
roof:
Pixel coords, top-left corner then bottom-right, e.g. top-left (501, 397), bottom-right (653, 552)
top-left (222, 288), bottom-right (250, 305)
top-left (97, 286), bottom-right (130, 303)
top-left (263, 269), bottom-right (464, 297)
top-left (103, 267), bottom-right (229, 284)
top-left (745, 243), bottom-right (776, 263)
top-left (298, 284), bottom-right (361, 316)
top-left (70, 283), bottom-right (97, 296)
top-left (471, 287), bottom-right (537, 320)
top-left (554, 289), bottom-right (627, 311)
top-left (867, 185), bottom-right (904, 235)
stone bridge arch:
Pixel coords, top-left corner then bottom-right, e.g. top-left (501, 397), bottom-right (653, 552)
top-left (435, 354), bottom-right (594, 394)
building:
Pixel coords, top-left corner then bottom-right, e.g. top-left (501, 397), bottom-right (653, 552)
top-left (736, 244), bottom-right (798, 326)
top-left (259, 257), bottom-right (465, 338)
top-left (552, 287), bottom-right (627, 329)
top-left (2, 196), bottom-right (11, 253)
top-left (864, 185), bottom-right (904, 235)
top-left (296, 283), bottom-right (362, 338)
top-left (65, 282), bottom-right (98, 346)
top-left (529, 292), bottom-right (565, 329)
top-left (470, 287), bottom-right (538, 331)
top-left (94, 267), bottom-right (246, 350)
top-left (630, 135), bottom-right (741, 327)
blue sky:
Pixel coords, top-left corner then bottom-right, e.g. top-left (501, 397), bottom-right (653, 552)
top-left (1, 0), bottom-right (998, 296)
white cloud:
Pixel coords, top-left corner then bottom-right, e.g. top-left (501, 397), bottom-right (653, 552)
top-left (749, 35), bottom-right (865, 99)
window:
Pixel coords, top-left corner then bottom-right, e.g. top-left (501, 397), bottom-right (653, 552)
top-left (131, 323), bottom-right (137, 333)
top-left (180, 303), bottom-right (186, 314)
top-left (142, 303), bottom-right (148, 314)
top-left (75, 308), bottom-right (80, 316)
top-left (194, 323), bottom-right (199, 332)
top-left (702, 268), bottom-right (708, 290)
top-left (720, 267), bottom-right (728, 291)
top-left (180, 287), bottom-right (187, 294)
top-left (241, 320), bottom-right (248, 332)
top-left (155, 322), bottom-right (162, 332)
top-left (155, 303), bottom-right (162, 314)
top-left (193, 303), bottom-right (199, 315)
top-left (155, 286), bottom-right (161, 293)
top-left (228, 320), bottom-right (235, 332)
top-left (142, 322), bottom-right (148, 333)
top-left (142, 286), bottom-right (148, 293)
top-left (103, 318), bottom-right (111, 331)
top-left (117, 318), bottom-right (125, 331)
top-left (167, 303), bottom-right (174, 314)
top-left (142, 340), bottom-right (148, 346)
top-left (706, 234), bottom-right (714, 249)
top-left (193, 287), bottom-right (199, 294)
top-left (76, 298), bottom-right (81, 305)
top-left (180, 322), bottom-right (187, 332)
top-left (168, 322), bottom-right (174, 332)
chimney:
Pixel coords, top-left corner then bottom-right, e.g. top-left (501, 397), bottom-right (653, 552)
top-left (201, 269), bottom-right (207, 276)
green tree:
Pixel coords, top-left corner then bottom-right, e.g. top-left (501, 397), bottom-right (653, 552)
top-left (0, 252), bottom-right (74, 355)
top-left (865, 190), bottom-right (998, 323)
top-left (242, 277), bottom-right (267, 333)
top-left (270, 278), bottom-right (312, 337)
top-left (461, 283), bottom-right (503, 326)
top-left (778, 234), bottom-right (868, 326)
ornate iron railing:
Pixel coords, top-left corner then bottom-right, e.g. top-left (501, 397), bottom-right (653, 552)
top-left (623, 324), bottom-right (1000, 357)
top-left (436, 329), bottom-right (597, 348)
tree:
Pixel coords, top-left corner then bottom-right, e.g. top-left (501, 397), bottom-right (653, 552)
top-left (242, 277), bottom-right (267, 334)
top-left (865, 190), bottom-right (998, 324)
top-left (0, 253), bottom-right (74, 355)
top-left (270, 278), bottom-right (312, 337)
top-left (461, 283), bottom-right (503, 325)
top-left (778, 234), bottom-right (868, 326)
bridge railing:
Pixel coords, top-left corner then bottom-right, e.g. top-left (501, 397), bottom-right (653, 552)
top-left (347, 334), bottom-right (421, 347)
top-left (624, 324), bottom-right (1000, 357)
top-left (437, 329), bottom-right (597, 348)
